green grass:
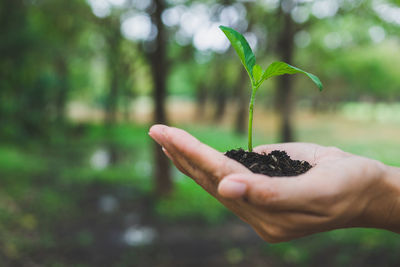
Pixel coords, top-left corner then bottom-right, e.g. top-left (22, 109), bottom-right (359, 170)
top-left (155, 177), bottom-right (228, 224)
top-left (0, 145), bottom-right (46, 175)
top-left (0, 120), bottom-right (399, 222)
top-left (1, 119), bottom-right (400, 265)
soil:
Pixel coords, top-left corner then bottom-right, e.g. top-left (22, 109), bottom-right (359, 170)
top-left (225, 149), bottom-right (312, 177)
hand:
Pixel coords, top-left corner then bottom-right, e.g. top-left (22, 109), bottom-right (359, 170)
top-left (149, 125), bottom-right (400, 242)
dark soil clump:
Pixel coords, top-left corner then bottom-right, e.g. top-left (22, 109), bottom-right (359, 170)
top-left (225, 149), bottom-right (312, 177)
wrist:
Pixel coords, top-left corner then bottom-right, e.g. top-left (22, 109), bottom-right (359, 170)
top-left (350, 161), bottom-right (400, 232)
top-left (379, 164), bottom-right (400, 232)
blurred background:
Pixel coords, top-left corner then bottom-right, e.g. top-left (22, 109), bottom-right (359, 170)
top-left (1, 0), bottom-right (400, 266)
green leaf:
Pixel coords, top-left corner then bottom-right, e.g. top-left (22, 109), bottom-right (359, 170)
top-left (219, 25), bottom-right (256, 82)
top-left (252, 65), bottom-right (263, 84)
top-left (260, 62), bottom-right (323, 90)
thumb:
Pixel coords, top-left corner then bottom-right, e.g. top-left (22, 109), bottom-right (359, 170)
top-left (218, 173), bottom-right (312, 209)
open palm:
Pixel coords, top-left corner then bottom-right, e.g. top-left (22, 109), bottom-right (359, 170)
top-left (149, 125), bottom-right (398, 242)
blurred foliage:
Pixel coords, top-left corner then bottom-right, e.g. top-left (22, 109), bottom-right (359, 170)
top-left (1, 0), bottom-right (400, 141)
top-left (1, 0), bottom-right (400, 266)
top-left (1, 122), bottom-right (400, 265)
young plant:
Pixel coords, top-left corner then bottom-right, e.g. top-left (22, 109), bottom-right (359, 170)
top-left (219, 26), bottom-right (323, 152)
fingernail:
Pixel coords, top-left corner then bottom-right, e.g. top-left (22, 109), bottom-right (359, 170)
top-left (148, 125), bottom-right (167, 145)
top-left (148, 124), bottom-right (167, 137)
top-left (219, 179), bottom-right (247, 198)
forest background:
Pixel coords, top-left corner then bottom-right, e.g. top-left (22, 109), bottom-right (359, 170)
top-left (1, 0), bottom-right (400, 266)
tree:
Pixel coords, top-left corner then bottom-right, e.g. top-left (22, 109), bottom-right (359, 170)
top-left (276, 1), bottom-right (297, 142)
top-left (148, 0), bottom-right (172, 196)
top-left (0, 0), bottom-right (92, 139)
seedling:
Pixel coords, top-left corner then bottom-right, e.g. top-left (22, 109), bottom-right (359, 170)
top-left (220, 26), bottom-right (323, 152)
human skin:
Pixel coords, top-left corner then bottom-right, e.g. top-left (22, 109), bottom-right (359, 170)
top-left (148, 124), bottom-right (400, 243)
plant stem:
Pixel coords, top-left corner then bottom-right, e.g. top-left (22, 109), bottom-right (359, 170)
top-left (248, 86), bottom-right (257, 152)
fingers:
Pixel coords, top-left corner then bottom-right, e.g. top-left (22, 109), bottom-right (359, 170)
top-left (149, 124), bottom-right (250, 191)
top-left (218, 172), bottom-right (324, 213)
top-left (162, 146), bottom-right (191, 177)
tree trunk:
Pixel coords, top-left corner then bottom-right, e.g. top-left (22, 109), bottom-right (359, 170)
top-left (213, 87), bottom-right (227, 122)
top-left (105, 64), bottom-right (119, 126)
top-left (195, 82), bottom-right (207, 119)
top-left (103, 20), bottom-right (123, 165)
top-left (104, 53), bottom-right (120, 164)
top-left (212, 64), bottom-right (227, 122)
top-left (55, 56), bottom-right (68, 125)
top-left (150, 0), bottom-right (172, 196)
top-left (276, 68), bottom-right (294, 142)
top-left (123, 93), bottom-right (131, 122)
top-left (104, 18), bottom-right (122, 127)
top-left (234, 69), bottom-right (250, 134)
top-left (276, 5), bottom-right (296, 142)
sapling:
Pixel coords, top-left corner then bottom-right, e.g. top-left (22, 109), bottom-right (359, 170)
top-left (219, 26), bottom-right (323, 152)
